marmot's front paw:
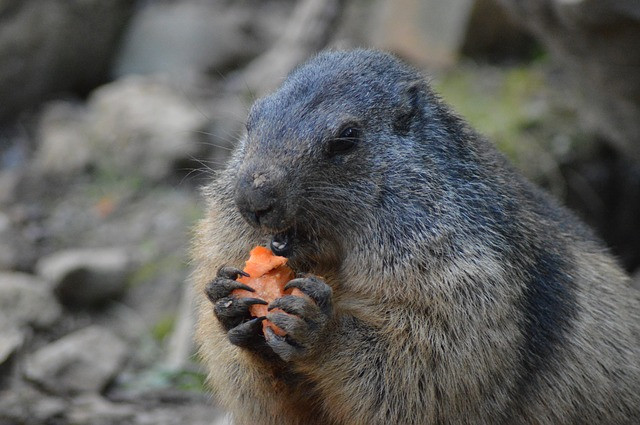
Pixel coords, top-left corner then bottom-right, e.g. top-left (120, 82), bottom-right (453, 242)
top-left (265, 275), bottom-right (333, 362)
top-left (205, 266), bottom-right (268, 349)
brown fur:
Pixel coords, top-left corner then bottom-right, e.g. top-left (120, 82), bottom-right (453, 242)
top-left (192, 50), bottom-right (640, 424)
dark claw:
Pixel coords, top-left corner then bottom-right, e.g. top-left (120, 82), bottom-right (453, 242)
top-left (268, 295), bottom-right (315, 318)
top-left (216, 296), bottom-right (267, 315)
top-left (205, 278), bottom-right (254, 303)
top-left (228, 317), bottom-right (266, 348)
top-left (284, 277), bottom-right (332, 314)
top-left (261, 275), bottom-right (334, 362)
top-left (217, 266), bottom-right (250, 280)
top-left (214, 297), bottom-right (267, 330)
top-left (267, 311), bottom-right (306, 336)
top-left (241, 297), bottom-right (268, 306)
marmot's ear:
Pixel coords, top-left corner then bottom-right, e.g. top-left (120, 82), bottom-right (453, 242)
top-left (394, 79), bottom-right (427, 134)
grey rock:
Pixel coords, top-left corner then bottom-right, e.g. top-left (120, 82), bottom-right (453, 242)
top-left (0, 211), bottom-right (9, 233)
top-left (0, 207), bottom-right (41, 272)
top-left (0, 383), bottom-right (227, 425)
top-left (0, 0), bottom-right (134, 124)
top-left (113, 2), bottom-right (260, 78)
top-left (84, 76), bottom-right (209, 181)
top-left (163, 283), bottom-right (196, 371)
top-left (0, 321), bottom-right (23, 366)
top-left (0, 171), bottom-right (19, 205)
top-left (36, 248), bottom-right (133, 308)
top-left (24, 325), bottom-right (128, 395)
top-left (0, 383), bottom-right (68, 425)
top-left (370, 0), bottom-right (474, 68)
top-left (0, 272), bottom-right (61, 329)
top-left (107, 389), bottom-right (227, 425)
top-left (67, 394), bottom-right (136, 425)
top-left (632, 270), bottom-right (640, 292)
top-left (232, 0), bottom-right (346, 97)
top-left (0, 237), bottom-right (33, 273)
top-left (0, 212), bottom-right (13, 270)
top-left (32, 76), bottom-right (209, 180)
top-left (496, 0), bottom-right (640, 158)
top-left (62, 391), bottom-right (226, 425)
top-left (132, 403), bottom-right (227, 425)
top-left (33, 101), bottom-right (92, 176)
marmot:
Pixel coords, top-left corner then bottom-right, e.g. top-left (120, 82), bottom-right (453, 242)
top-left (193, 49), bottom-right (640, 424)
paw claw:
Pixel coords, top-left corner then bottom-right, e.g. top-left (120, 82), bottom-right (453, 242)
top-left (284, 276), bottom-right (332, 315)
top-left (267, 311), bottom-right (311, 343)
top-left (214, 297), bottom-right (267, 331)
top-left (205, 278), bottom-right (254, 304)
top-left (217, 266), bottom-right (250, 280)
top-left (268, 295), bottom-right (315, 318)
top-left (228, 317), bottom-right (265, 348)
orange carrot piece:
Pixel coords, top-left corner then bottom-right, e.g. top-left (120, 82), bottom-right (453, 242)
top-left (233, 246), bottom-right (296, 337)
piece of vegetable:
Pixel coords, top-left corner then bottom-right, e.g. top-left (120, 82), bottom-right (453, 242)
top-left (232, 246), bottom-right (297, 337)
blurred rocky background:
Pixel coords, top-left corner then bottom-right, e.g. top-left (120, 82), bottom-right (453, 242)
top-left (0, 0), bottom-right (638, 423)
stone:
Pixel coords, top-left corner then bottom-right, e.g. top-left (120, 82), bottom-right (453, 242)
top-left (0, 0), bottom-right (134, 124)
top-left (0, 272), bottom-right (61, 329)
top-left (163, 283), bottom-right (196, 371)
top-left (113, 2), bottom-right (261, 78)
top-left (85, 76), bottom-right (209, 181)
top-left (36, 248), bottom-right (133, 308)
top-left (0, 211), bottom-right (9, 233)
top-left (0, 321), bottom-right (23, 366)
top-left (231, 0), bottom-right (346, 97)
top-left (370, 0), bottom-right (474, 68)
top-left (0, 212), bottom-right (13, 270)
top-left (0, 232), bottom-right (37, 273)
top-left (0, 205), bottom-right (42, 272)
top-left (0, 383), bottom-right (68, 425)
top-left (108, 389), bottom-right (227, 425)
top-left (0, 170), bottom-right (19, 205)
top-left (33, 101), bottom-right (92, 176)
top-left (632, 270), bottom-right (640, 292)
top-left (32, 76), bottom-right (209, 181)
top-left (23, 325), bottom-right (128, 395)
top-left (67, 394), bottom-right (136, 425)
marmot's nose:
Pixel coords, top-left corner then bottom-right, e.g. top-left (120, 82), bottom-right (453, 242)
top-left (235, 171), bottom-right (286, 230)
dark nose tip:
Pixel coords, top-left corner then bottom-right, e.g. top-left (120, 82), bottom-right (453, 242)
top-left (235, 172), bottom-right (281, 228)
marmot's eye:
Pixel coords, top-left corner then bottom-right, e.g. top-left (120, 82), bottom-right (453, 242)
top-left (327, 126), bottom-right (360, 157)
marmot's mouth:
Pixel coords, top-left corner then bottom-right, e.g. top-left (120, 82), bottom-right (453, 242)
top-left (270, 226), bottom-right (319, 274)
top-left (270, 229), bottom-right (294, 257)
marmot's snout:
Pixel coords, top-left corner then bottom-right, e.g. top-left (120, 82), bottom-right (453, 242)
top-left (234, 168), bottom-right (291, 232)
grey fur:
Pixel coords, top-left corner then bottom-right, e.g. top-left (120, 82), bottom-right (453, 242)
top-left (193, 49), bottom-right (640, 424)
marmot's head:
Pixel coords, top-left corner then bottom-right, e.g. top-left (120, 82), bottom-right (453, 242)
top-left (231, 50), bottom-right (453, 269)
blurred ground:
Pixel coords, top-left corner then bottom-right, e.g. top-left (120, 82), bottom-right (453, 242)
top-left (0, 0), bottom-right (639, 424)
